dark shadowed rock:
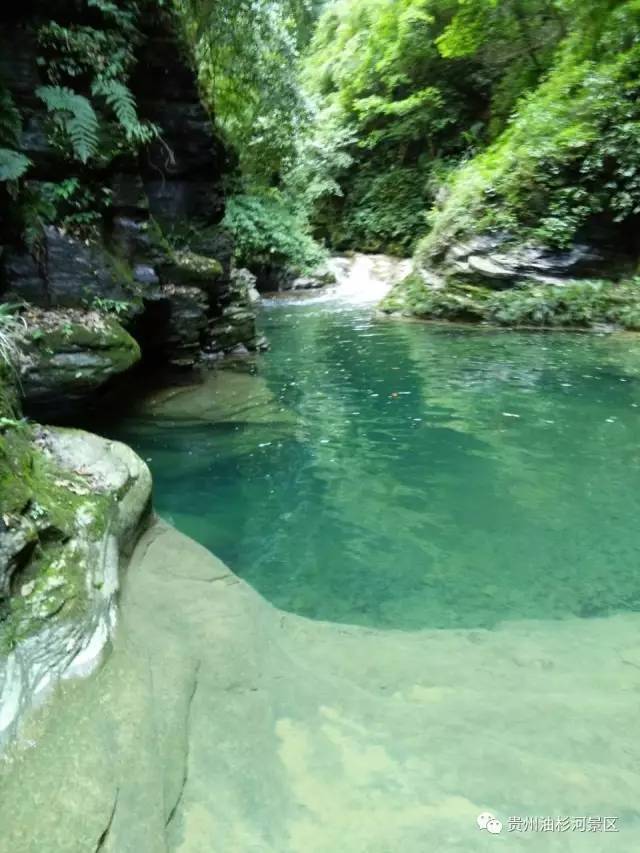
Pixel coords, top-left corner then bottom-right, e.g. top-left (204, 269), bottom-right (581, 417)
top-left (2, 228), bottom-right (135, 309)
top-left (428, 233), bottom-right (635, 289)
top-left (19, 309), bottom-right (140, 412)
top-left (158, 284), bottom-right (208, 366)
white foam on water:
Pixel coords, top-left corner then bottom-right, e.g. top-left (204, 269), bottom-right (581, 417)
top-left (264, 253), bottom-right (411, 308)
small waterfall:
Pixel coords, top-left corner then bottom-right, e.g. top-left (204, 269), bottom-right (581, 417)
top-left (263, 253), bottom-right (411, 308)
top-left (326, 253), bottom-right (412, 305)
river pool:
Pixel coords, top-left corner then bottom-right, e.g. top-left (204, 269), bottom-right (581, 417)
top-left (96, 261), bottom-right (640, 631)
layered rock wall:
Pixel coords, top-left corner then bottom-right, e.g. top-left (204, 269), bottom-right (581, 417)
top-left (0, 5), bottom-right (258, 413)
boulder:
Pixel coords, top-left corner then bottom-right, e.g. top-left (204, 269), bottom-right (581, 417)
top-left (0, 426), bottom-right (151, 747)
top-left (18, 308), bottom-right (140, 412)
top-left (209, 304), bottom-right (258, 352)
top-left (429, 232), bottom-right (635, 289)
top-left (289, 263), bottom-right (336, 291)
top-left (160, 249), bottom-right (223, 293)
top-left (232, 268), bottom-right (261, 304)
top-left (158, 283), bottom-right (208, 366)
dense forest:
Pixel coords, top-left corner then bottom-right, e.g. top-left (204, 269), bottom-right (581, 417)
top-left (214, 0), bottom-right (640, 326)
top-left (2, 0), bottom-right (640, 331)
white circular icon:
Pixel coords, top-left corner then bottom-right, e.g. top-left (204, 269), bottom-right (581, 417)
top-left (477, 812), bottom-right (503, 834)
top-left (487, 819), bottom-right (503, 834)
top-left (477, 812), bottom-right (494, 830)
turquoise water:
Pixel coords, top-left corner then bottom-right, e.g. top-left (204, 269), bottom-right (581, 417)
top-left (101, 301), bottom-right (640, 629)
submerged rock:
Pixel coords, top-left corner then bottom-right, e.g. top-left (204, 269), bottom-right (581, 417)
top-left (2, 520), bottom-right (640, 851)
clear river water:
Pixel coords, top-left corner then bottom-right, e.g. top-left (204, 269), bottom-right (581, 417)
top-left (96, 257), bottom-right (640, 631)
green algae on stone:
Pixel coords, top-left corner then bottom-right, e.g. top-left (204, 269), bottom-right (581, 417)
top-left (0, 427), bottom-right (152, 742)
top-left (381, 273), bottom-right (640, 330)
top-left (164, 250), bottom-right (223, 287)
top-left (380, 273), bottom-right (489, 322)
top-left (0, 426), bottom-right (114, 652)
top-left (19, 308), bottom-right (140, 404)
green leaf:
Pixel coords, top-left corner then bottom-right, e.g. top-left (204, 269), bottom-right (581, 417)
top-left (36, 85), bottom-right (99, 163)
top-left (0, 148), bottom-right (31, 181)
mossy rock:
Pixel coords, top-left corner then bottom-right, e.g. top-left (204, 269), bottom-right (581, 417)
top-left (20, 309), bottom-right (141, 409)
top-left (163, 250), bottom-right (223, 288)
top-left (380, 273), bottom-right (640, 330)
top-left (0, 425), bottom-right (113, 643)
top-left (0, 426), bottom-right (152, 741)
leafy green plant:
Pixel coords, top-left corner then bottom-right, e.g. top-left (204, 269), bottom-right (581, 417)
top-left (0, 304), bottom-right (26, 373)
top-left (0, 83), bottom-right (31, 186)
top-left (0, 149), bottom-right (30, 183)
top-left (36, 85), bottom-right (99, 163)
top-left (91, 296), bottom-right (131, 317)
top-left (91, 80), bottom-right (157, 145)
top-left (418, 0), bottom-right (640, 261)
top-left (223, 191), bottom-right (326, 274)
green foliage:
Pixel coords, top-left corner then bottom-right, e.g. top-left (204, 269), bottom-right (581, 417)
top-left (35, 3), bottom-right (156, 166)
top-left (0, 149), bottom-right (31, 183)
top-left (0, 1), bottom-right (158, 249)
top-left (292, 0), bottom-right (640, 264)
top-left (0, 304), bottom-right (26, 374)
top-left (381, 274), bottom-right (489, 320)
top-left (38, 179), bottom-right (113, 239)
top-left (91, 296), bottom-right (131, 317)
top-left (297, 0), bottom-right (490, 252)
top-left (91, 80), bottom-right (157, 145)
top-left (0, 83), bottom-right (31, 186)
top-left (36, 86), bottom-right (99, 164)
top-left (223, 191), bottom-right (326, 274)
top-left (418, 0), bottom-right (640, 261)
top-left (328, 165), bottom-right (430, 253)
top-left (181, 0), bottom-right (315, 183)
top-left (383, 274), bottom-right (640, 330)
top-left (487, 281), bottom-right (640, 330)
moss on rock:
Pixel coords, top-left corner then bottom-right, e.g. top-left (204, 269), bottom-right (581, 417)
top-left (164, 250), bottom-right (223, 287)
top-left (381, 274), bottom-right (640, 331)
top-left (0, 425), bottom-right (115, 652)
top-left (0, 426), bottom-right (152, 741)
top-left (19, 308), bottom-right (140, 408)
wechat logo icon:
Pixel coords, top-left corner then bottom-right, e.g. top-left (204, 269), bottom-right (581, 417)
top-left (477, 812), bottom-right (503, 835)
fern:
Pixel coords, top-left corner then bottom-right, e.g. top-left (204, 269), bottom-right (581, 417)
top-left (0, 148), bottom-right (31, 182)
top-left (0, 85), bottom-right (30, 183)
top-left (36, 85), bottom-right (99, 163)
top-left (91, 79), bottom-right (156, 144)
top-left (0, 84), bottom-right (22, 148)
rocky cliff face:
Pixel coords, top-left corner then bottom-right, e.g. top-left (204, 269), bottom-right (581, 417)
top-left (0, 2), bottom-right (258, 751)
top-left (0, 4), bottom-right (259, 414)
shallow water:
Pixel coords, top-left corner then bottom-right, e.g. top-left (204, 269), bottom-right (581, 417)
top-left (98, 284), bottom-right (640, 630)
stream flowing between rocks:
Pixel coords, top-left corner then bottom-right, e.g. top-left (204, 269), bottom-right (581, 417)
top-left (95, 255), bottom-right (640, 630)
